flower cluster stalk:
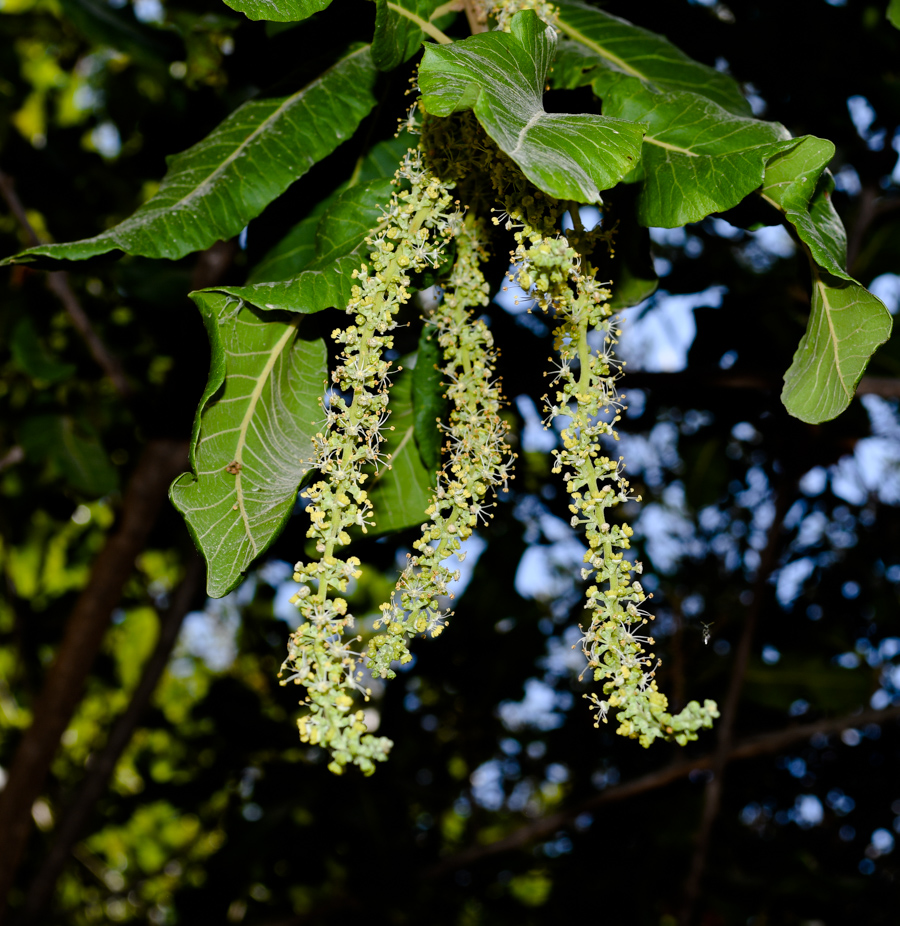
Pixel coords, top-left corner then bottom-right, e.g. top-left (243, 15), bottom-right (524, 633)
top-left (366, 216), bottom-right (515, 677)
top-left (280, 148), bottom-right (462, 775)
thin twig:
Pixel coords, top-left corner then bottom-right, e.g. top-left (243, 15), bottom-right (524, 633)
top-left (678, 480), bottom-right (792, 925)
top-left (423, 703), bottom-right (900, 879)
top-left (0, 168), bottom-right (130, 397)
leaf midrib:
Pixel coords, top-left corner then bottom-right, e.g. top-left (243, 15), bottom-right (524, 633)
top-left (556, 14), bottom-right (644, 80)
top-left (815, 272), bottom-right (848, 398)
top-left (233, 316), bottom-right (302, 548)
top-left (158, 47), bottom-right (368, 219)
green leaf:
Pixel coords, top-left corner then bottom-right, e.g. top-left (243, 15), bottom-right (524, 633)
top-left (246, 199), bottom-right (330, 285)
top-left (248, 179), bottom-right (391, 284)
top-left (19, 415), bottom-right (118, 497)
top-left (367, 365), bottom-right (435, 535)
top-left (170, 291), bottom-right (328, 598)
top-left (599, 76), bottom-right (789, 227)
top-left (57, 0), bottom-right (179, 65)
top-left (221, 0), bottom-right (331, 23)
top-left (889, 0), bottom-right (900, 29)
top-left (5, 47), bottom-right (376, 264)
top-left (311, 179), bottom-right (393, 268)
top-left (555, 0), bottom-right (752, 116)
top-left (10, 318), bottom-right (77, 383)
top-left (411, 327), bottom-right (447, 472)
top-left (585, 186), bottom-right (657, 310)
top-left (781, 269), bottom-right (892, 424)
top-left (760, 136), bottom-right (850, 281)
top-left (419, 10), bottom-right (644, 203)
top-left (356, 133), bottom-right (418, 183)
top-left (246, 131), bottom-right (412, 285)
top-left (373, 0), bottom-right (447, 71)
top-left (217, 254), bottom-right (361, 314)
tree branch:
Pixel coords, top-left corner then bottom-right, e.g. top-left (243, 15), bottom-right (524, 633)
top-left (423, 704), bottom-right (900, 879)
top-left (20, 554), bottom-right (204, 923)
top-left (678, 478), bottom-right (791, 924)
top-left (0, 168), bottom-right (131, 398)
top-left (0, 440), bottom-right (189, 923)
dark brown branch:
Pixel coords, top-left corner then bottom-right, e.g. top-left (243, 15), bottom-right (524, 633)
top-left (0, 169), bottom-right (130, 397)
top-left (424, 704), bottom-right (900, 879)
top-left (20, 555), bottom-right (204, 924)
top-left (623, 370), bottom-right (900, 400)
top-left (0, 440), bottom-right (188, 923)
top-left (679, 481), bottom-right (792, 925)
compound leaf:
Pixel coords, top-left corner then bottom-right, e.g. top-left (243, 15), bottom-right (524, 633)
top-left (5, 46), bottom-right (376, 264)
top-left (782, 270), bottom-right (892, 424)
top-left (419, 9), bottom-right (643, 203)
top-left (170, 291), bottom-right (328, 598)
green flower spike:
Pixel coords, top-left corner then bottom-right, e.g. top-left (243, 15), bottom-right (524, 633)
top-left (280, 146), bottom-right (462, 775)
top-left (508, 208), bottom-right (719, 747)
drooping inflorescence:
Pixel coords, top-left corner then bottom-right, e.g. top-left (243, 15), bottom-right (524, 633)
top-left (505, 208), bottom-right (719, 746)
top-left (282, 0), bottom-right (717, 768)
top-left (366, 216), bottom-right (515, 679)
top-left (280, 148), bottom-right (464, 775)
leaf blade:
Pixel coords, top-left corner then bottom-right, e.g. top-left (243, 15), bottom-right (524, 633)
top-left (419, 10), bottom-right (643, 203)
top-left (760, 136), bottom-right (850, 281)
top-left (5, 46), bottom-right (377, 264)
top-left (599, 76), bottom-right (788, 226)
top-left (373, 0), bottom-right (448, 71)
top-left (782, 270), bottom-right (892, 424)
top-left (220, 0), bottom-right (331, 23)
top-left (555, 0), bottom-right (751, 115)
top-left (171, 291), bottom-right (328, 598)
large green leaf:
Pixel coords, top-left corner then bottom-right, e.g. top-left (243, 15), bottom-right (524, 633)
top-left (170, 292), bottom-right (328, 598)
top-left (10, 318), bottom-right (77, 383)
top-left (4, 46), bottom-right (376, 264)
top-left (760, 136), bottom-right (850, 281)
top-left (58, 0), bottom-right (180, 64)
top-left (219, 254), bottom-right (361, 314)
top-left (246, 199), bottom-right (330, 285)
top-left (18, 415), bottom-right (118, 498)
top-left (367, 364), bottom-right (435, 535)
top-left (246, 132), bottom-right (411, 284)
top-left (782, 270), bottom-right (892, 424)
top-left (591, 192), bottom-right (657, 310)
top-left (373, 0), bottom-right (447, 71)
top-left (555, 0), bottom-right (752, 116)
top-left (598, 76), bottom-right (789, 227)
top-left (220, 0), bottom-right (331, 23)
top-left (411, 326), bottom-right (446, 472)
top-left (419, 10), bottom-right (643, 203)
top-left (247, 179), bottom-right (391, 284)
top-left (889, 0), bottom-right (900, 29)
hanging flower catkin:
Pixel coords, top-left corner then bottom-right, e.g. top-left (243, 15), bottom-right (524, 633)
top-left (280, 147), bottom-right (463, 775)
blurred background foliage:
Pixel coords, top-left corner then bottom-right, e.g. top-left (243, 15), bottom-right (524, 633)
top-left (1, 0), bottom-right (900, 924)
